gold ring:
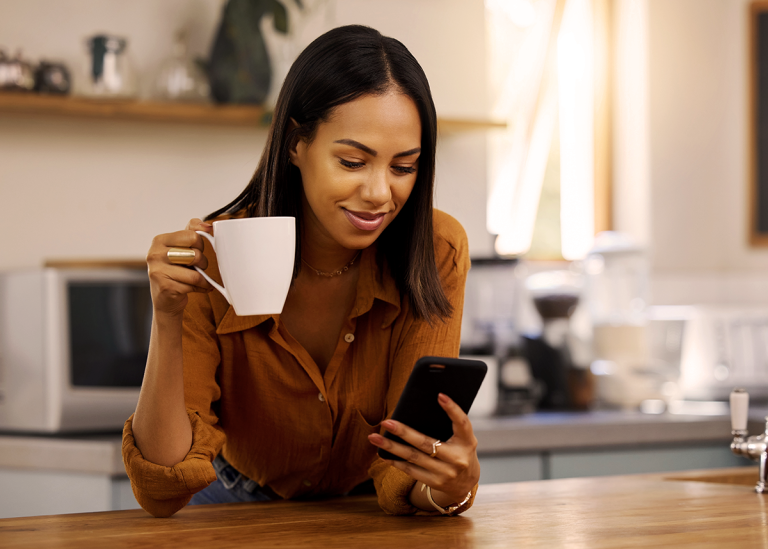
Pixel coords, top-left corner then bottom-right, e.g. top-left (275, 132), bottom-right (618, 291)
top-left (429, 440), bottom-right (442, 458)
top-left (167, 248), bottom-right (196, 266)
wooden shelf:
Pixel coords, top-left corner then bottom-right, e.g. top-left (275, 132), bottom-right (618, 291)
top-left (43, 258), bottom-right (147, 269)
top-left (0, 92), bottom-right (271, 127)
top-left (437, 118), bottom-right (507, 133)
top-left (0, 92), bottom-right (505, 132)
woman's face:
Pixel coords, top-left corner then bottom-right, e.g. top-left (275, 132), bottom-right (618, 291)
top-left (289, 91), bottom-right (422, 251)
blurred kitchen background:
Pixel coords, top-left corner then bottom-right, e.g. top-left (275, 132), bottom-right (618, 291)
top-left (3, 0), bottom-right (768, 519)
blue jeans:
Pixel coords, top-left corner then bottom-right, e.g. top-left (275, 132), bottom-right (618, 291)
top-left (188, 455), bottom-right (280, 505)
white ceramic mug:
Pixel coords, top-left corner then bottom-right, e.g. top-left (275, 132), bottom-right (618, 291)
top-left (195, 217), bottom-right (295, 316)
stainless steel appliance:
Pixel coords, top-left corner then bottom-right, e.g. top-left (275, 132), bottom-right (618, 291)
top-left (460, 258), bottom-right (540, 415)
top-left (591, 305), bottom-right (768, 409)
top-left (460, 258), bottom-right (520, 354)
top-left (0, 267), bottom-right (150, 432)
top-left (729, 388), bottom-right (768, 493)
top-left (676, 306), bottom-right (768, 401)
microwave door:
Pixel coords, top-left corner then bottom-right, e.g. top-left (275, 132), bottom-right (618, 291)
top-left (68, 281), bottom-right (150, 388)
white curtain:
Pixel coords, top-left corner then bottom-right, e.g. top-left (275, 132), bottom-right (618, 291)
top-left (487, 0), bottom-right (595, 259)
top-left (486, 0), bottom-right (564, 256)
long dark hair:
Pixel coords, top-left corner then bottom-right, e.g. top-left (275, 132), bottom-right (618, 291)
top-left (206, 25), bottom-right (452, 321)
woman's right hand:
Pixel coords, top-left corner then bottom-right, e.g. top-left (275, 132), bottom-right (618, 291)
top-left (147, 218), bottom-right (215, 318)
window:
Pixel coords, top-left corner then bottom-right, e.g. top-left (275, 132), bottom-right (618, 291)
top-left (486, 0), bottom-right (612, 260)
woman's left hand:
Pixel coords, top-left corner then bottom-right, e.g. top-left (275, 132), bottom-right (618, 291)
top-left (367, 393), bottom-right (480, 507)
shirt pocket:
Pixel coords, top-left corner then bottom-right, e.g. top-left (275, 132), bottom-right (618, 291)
top-left (342, 409), bottom-right (382, 488)
top-left (354, 408), bottom-right (381, 433)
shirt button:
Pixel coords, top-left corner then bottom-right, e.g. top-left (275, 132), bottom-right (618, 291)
top-left (344, 333), bottom-right (355, 343)
top-left (318, 393), bottom-right (325, 402)
top-left (303, 480), bottom-right (312, 487)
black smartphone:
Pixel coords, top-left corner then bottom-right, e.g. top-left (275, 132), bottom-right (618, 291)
top-left (378, 356), bottom-right (487, 461)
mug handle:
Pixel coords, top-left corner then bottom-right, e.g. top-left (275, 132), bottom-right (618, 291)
top-left (194, 230), bottom-right (231, 305)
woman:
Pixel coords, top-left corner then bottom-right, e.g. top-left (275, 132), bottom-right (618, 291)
top-left (123, 24), bottom-right (480, 518)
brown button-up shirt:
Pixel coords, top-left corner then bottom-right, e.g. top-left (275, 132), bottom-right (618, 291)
top-left (122, 209), bottom-right (474, 517)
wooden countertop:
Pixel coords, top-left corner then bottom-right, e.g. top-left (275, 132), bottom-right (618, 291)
top-left (1, 467), bottom-right (766, 548)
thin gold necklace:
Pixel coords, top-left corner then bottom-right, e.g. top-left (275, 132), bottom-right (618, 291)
top-left (302, 251), bottom-right (361, 278)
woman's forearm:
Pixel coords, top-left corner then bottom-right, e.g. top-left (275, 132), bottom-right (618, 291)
top-left (131, 312), bottom-right (193, 467)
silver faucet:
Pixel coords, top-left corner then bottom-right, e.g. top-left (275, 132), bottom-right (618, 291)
top-left (730, 388), bottom-right (768, 493)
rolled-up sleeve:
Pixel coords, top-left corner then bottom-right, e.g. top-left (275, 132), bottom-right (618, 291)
top-left (369, 211), bottom-right (476, 516)
top-left (122, 288), bottom-right (226, 518)
top-left (122, 409), bottom-right (226, 517)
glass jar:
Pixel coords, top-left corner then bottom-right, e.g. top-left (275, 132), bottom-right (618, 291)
top-left (81, 34), bottom-right (137, 98)
top-left (153, 31), bottom-right (209, 102)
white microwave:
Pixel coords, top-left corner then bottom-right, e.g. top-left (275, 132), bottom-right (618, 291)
top-left (0, 267), bottom-right (150, 433)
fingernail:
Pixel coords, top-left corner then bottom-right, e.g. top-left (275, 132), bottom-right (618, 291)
top-left (382, 419), bottom-right (396, 430)
top-left (201, 222), bottom-right (213, 228)
top-left (368, 433), bottom-right (383, 444)
top-left (438, 393), bottom-right (450, 403)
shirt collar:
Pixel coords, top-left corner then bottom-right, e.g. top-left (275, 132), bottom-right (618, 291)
top-left (215, 244), bottom-right (401, 335)
top-left (216, 310), bottom-right (273, 335)
top-left (353, 245), bottom-right (401, 328)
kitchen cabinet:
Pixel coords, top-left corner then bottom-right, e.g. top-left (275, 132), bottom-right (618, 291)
top-left (547, 444), bottom-right (745, 479)
top-left (0, 469), bottom-right (136, 518)
top-left (0, 409), bottom-right (753, 518)
top-left (0, 435), bottom-right (139, 519)
top-left (478, 454), bottom-right (542, 484)
top-left (474, 409), bottom-right (757, 484)
top-left (478, 443), bottom-right (746, 484)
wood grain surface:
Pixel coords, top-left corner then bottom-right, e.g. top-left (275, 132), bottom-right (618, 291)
top-left (43, 259), bottom-right (147, 269)
top-left (1, 468), bottom-right (766, 548)
top-left (0, 92), bottom-right (505, 133)
top-left (0, 92), bottom-right (270, 127)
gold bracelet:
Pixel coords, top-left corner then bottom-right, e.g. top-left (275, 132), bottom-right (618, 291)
top-left (425, 486), bottom-right (473, 515)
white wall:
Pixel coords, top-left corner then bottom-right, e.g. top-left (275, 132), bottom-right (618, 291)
top-left (647, 0), bottom-right (747, 274)
top-left (616, 0), bottom-right (768, 305)
top-left (0, 117), bottom-right (265, 267)
top-left (0, 0), bottom-right (492, 271)
top-left (332, 0), bottom-right (489, 119)
top-left (6, 0), bottom-right (765, 303)
top-left (612, 0), bottom-right (651, 248)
